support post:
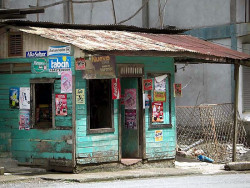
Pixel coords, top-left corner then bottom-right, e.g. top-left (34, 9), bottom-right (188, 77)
top-left (233, 63), bottom-right (239, 162)
top-left (111, 0), bottom-right (117, 24)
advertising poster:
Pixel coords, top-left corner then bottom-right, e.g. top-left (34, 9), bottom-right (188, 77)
top-left (154, 75), bottom-right (167, 92)
top-left (20, 87), bottom-right (30, 110)
top-left (125, 109), bottom-right (137, 129)
top-left (155, 130), bottom-right (163, 142)
top-left (48, 45), bottom-right (71, 56)
top-left (82, 55), bottom-right (116, 79)
top-left (26, 51), bottom-right (47, 58)
top-left (61, 71), bottom-right (72, 93)
top-left (19, 110), bottom-right (30, 130)
top-left (153, 91), bottom-right (166, 102)
top-left (49, 56), bottom-right (71, 72)
top-left (75, 57), bottom-right (86, 70)
top-left (152, 102), bottom-right (164, 123)
top-left (124, 89), bottom-right (136, 109)
top-left (55, 94), bottom-right (67, 116)
top-left (174, 83), bottom-right (182, 97)
top-left (9, 87), bottom-right (19, 108)
top-left (33, 58), bottom-right (47, 73)
top-left (112, 78), bottom-right (121, 99)
top-left (143, 79), bottom-right (153, 91)
top-left (76, 89), bottom-right (85, 104)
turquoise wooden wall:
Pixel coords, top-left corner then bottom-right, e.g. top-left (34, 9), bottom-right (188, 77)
top-left (116, 56), bottom-right (176, 161)
top-left (0, 57), bottom-right (74, 165)
top-left (75, 71), bottom-right (119, 164)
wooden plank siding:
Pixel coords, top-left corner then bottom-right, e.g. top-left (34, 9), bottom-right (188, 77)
top-left (116, 56), bottom-right (176, 161)
top-left (0, 56), bottom-right (75, 166)
top-left (75, 71), bottom-right (119, 165)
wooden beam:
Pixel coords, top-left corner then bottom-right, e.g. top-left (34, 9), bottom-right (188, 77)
top-left (232, 63), bottom-right (239, 162)
top-left (0, 14), bottom-right (26, 19)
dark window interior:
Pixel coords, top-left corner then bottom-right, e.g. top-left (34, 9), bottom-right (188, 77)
top-left (89, 79), bottom-right (112, 129)
top-left (34, 83), bottom-right (52, 128)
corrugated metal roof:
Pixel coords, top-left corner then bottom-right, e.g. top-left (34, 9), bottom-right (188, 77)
top-left (14, 26), bottom-right (250, 63)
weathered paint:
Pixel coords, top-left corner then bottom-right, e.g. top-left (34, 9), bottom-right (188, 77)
top-left (0, 56), bottom-right (75, 167)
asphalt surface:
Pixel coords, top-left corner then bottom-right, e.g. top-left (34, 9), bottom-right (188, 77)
top-left (1, 173), bottom-right (250, 188)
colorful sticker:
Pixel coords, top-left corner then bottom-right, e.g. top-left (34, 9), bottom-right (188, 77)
top-left (20, 87), bottom-right (30, 110)
top-left (143, 79), bottom-right (153, 91)
top-left (125, 109), bottom-right (137, 129)
top-left (155, 130), bottom-right (163, 142)
top-left (19, 110), bottom-right (30, 130)
top-left (153, 91), bottom-right (166, 102)
top-left (61, 71), bottom-right (72, 93)
top-left (124, 89), bottom-right (136, 109)
top-left (75, 57), bottom-right (86, 70)
top-left (9, 87), bottom-right (19, 108)
top-left (152, 102), bottom-right (164, 123)
top-left (174, 83), bottom-right (182, 97)
top-left (112, 78), bottom-right (121, 99)
top-left (76, 89), bottom-right (85, 104)
top-left (55, 94), bottom-right (67, 116)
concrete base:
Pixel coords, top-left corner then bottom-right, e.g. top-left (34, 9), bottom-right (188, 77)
top-left (0, 167), bottom-right (4, 175)
top-left (225, 162), bottom-right (250, 171)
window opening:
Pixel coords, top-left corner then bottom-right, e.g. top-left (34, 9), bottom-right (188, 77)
top-left (8, 32), bottom-right (23, 57)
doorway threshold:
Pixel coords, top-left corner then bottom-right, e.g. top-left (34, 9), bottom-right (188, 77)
top-left (121, 158), bottom-right (142, 166)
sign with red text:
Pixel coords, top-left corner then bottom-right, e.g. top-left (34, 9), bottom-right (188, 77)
top-left (143, 79), bottom-right (153, 91)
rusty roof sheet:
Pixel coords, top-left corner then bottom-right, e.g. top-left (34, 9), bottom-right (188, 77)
top-left (16, 26), bottom-right (250, 63)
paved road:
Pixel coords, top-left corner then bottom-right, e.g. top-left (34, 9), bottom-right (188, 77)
top-left (1, 173), bottom-right (250, 188)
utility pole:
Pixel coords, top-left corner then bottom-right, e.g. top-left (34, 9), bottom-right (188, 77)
top-left (63, 0), bottom-right (70, 23)
top-left (142, 0), bottom-right (149, 28)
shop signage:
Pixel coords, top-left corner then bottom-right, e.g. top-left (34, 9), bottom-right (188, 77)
top-left (55, 94), bottom-right (67, 116)
top-left (33, 58), bottom-right (47, 73)
top-left (82, 55), bottom-right (116, 79)
top-left (76, 89), bottom-right (85, 104)
top-left (26, 51), bottom-right (47, 58)
top-left (49, 56), bottom-right (71, 72)
top-left (153, 91), bottom-right (166, 102)
top-left (152, 102), bottom-right (164, 123)
top-left (125, 109), bottom-right (137, 129)
top-left (112, 78), bottom-right (121, 100)
top-left (48, 45), bottom-right (71, 56)
top-left (155, 130), bottom-right (163, 142)
top-left (143, 79), bottom-right (153, 91)
top-left (9, 87), bottom-right (19, 108)
top-left (61, 71), bottom-right (72, 93)
top-left (19, 110), bottom-right (30, 130)
top-left (75, 57), bottom-right (86, 70)
top-left (20, 87), bottom-right (30, 110)
top-left (174, 83), bottom-right (182, 97)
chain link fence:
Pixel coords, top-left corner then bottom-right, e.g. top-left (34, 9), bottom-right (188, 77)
top-left (176, 103), bottom-right (249, 163)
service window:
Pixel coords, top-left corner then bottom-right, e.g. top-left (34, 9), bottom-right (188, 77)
top-left (87, 79), bottom-right (114, 134)
top-left (147, 73), bottom-right (172, 129)
top-left (30, 79), bottom-right (55, 129)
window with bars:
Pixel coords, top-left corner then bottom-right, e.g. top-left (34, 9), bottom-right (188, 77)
top-left (8, 32), bottom-right (23, 57)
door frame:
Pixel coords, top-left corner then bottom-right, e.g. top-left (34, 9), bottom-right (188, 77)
top-left (118, 76), bottom-right (145, 160)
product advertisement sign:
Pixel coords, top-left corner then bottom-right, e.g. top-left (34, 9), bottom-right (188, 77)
top-left (20, 87), bottom-right (30, 110)
top-left (154, 75), bottom-right (167, 92)
top-left (9, 87), bottom-right (19, 108)
top-left (26, 51), bottom-right (47, 58)
top-left (174, 83), bottom-right (182, 97)
top-left (75, 57), bottom-right (86, 70)
top-left (61, 71), bottom-right (72, 93)
top-left (48, 46), bottom-right (71, 56)
top-left (124, 89), bottom-right (136, 109)
top-left (112, 78), bottom-right (121, 100)
top-left (143, 79), bottom-right (153, 91)
top-left (153, 91), bottom-right (166, 102)
top-left (33, 58), bottom-right (47, 73)
top-left (76, 89), bottom-right (85, 104)
top-left (82, 55), bottom-right (116, 79)
top-left (152, 102), bottom-right (164, 123)
top-left (49, 56), bottom-right (71, 72)
top-left (155, 130), bottom-right (163, 142)
top-left (125, 109), bottom-right (137, 129)
top-left (19, 110), bottom-right (30, 130)
top-left (55, 94), bottom-right (67, 116)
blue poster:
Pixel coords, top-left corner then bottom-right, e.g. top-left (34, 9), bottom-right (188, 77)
top-left (9, 87), bottom-right (20, 108)
top-left (49, 56), bottom-right (71, 72)
top-left (26, 51), bottom-right (47, 58)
